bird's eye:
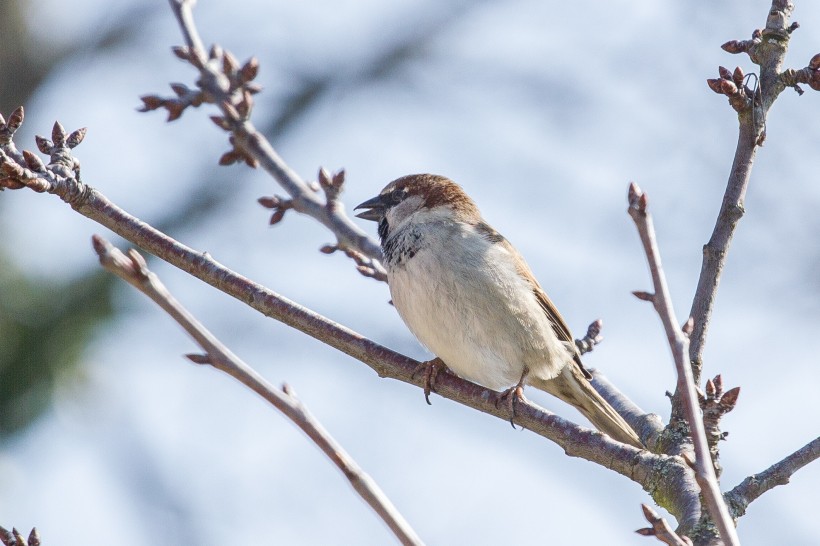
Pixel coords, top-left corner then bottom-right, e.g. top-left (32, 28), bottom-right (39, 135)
top-left (390, 188), bottom-right (405, 203)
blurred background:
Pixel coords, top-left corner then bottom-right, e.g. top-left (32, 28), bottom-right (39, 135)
top-left (1, 0), bottom-right (818, 544)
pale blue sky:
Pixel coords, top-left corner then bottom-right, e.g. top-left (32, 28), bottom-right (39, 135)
top-left (2, 1), bottom-right (819, 544)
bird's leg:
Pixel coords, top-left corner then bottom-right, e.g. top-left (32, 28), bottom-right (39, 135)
top-left (411, 357), bottom-right (448, 405)
top-left (495, 368), bottom-right (529, 428)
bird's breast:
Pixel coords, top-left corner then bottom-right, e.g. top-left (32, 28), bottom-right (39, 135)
top-left (386, 224), bottom-right (569, 390)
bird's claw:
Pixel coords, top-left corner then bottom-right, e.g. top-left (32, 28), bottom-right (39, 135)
top-left (412, 358), bottom-right (447, 405)
top-left (495, 385), bottom-right (525, 428)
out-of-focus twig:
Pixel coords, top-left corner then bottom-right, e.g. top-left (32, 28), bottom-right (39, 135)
top-left (137, 0), bottom-right (384, 281)
top-left (91, 235), bottom-right (423, 546)
top-left (627, 183), bottom-right (739, 546)
top-left (0, 526), bottom-right (40, 546)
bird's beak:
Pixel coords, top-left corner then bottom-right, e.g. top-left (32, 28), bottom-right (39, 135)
top-left (354, 195), bottom-right (386, 222)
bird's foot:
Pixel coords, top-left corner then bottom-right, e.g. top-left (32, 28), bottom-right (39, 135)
top-left (411, 358), bottom-right (447, 405)
top-left (495, 384), bottom-right (526, 429)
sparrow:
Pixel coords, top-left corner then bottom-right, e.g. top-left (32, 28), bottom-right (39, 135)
top-left (355, 174), bottom-right (642, 448)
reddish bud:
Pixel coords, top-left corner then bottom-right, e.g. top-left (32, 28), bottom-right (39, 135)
top-left (732, 66), bottom-right (745, 87)
top-left (245, 82), bottom-right (263, 95)
top-left (809, 53), bottom-right (820, 71)
top-left (170, 83), bottom-right (189, 97)
top-left (720, 387), bottom-right (740, 412)
top-left (719, 79), bottom-right (738, 95)
top-left (138, 95), bottom-right (165, 111)
top-left (67, 127), bottom-right (87, 149)
top-left (706, 78), bottom-right (724, 94)
top-left (35, 135), bottom-right (52, 154)
top-left (23, 150), bottom-right (45, 171)
top-left (240, 57), bottom-right (260, 83)
top-left (705, 378), bottom-right (716, 398)
top-left (165, 102), bottom-right (184, 121)
top-left (718, 66), bottom-right (732, 80)
top-left (319, 244), bottom-right (337, 254)
top-left (222, 50), bottom-right (239, 75)
top-left (721, 40), bottom-right (745, 54)
top-left (210, 116), bottom-right (232, 130)
top-left (632, 290), bottom-right (655, 302)
top-left (171, 45), bottom-right (190, 60)
top-left (218, 150), bottom-right (239, 166)
top-left (8, 106), bottom-right (24, 131)
top-left (51, 121), bottom-right (67, 146)
top-left (269, 209), bottom-right (286, 225)
top-left (257, 196), bottom-right (281, 209)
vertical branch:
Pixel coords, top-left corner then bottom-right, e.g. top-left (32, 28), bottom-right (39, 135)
top-left (628, 184), bottom-right (739, 546)
top-left (687, 0), bottom-right (800, 404)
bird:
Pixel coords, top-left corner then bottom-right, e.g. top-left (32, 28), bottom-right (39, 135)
top-left (355, 174), bottom-right (643, 448)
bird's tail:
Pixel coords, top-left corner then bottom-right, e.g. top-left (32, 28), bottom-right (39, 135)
top-left (530, 365), bottom-right (643, 448)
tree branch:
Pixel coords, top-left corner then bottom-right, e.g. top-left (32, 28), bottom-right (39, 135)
top-left (724, 436), bottom-right (820, 519)
top-left (686, 0), bottom-right (816, 411)
top-left (137, 0), bottom-right (384, 279)
top-left (627, 184), bottom-right (739, 546)
top-left (0, 110), bottom-right (692, 515)
top-left (636, 504), bottom-right (693, 546)
top-left (91, 235), bottom-right (423, 546)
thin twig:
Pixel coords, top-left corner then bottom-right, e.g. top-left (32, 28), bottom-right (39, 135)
top-left (687, 0), bottom-right (805, 401)
top-left (155, 0), bottom-right (384, 277)
top-left (636, 504), bottom-right (693, 546)
top-left (724, 436), bottom-right (820, 519)
top-left (91, 235), bottom-right (424, 546)
top-left (627, 183), bottom-right (739, 546)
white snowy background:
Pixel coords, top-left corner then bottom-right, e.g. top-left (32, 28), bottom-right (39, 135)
top-left (2, 0), bottom-right (819, 544)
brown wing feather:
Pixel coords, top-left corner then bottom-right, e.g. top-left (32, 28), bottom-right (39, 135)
top-left (499, 238), bottom-right (593, 380)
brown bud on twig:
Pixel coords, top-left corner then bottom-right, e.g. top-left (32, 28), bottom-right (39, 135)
top-left (721, 40), bottom-right (745, 54)
top-left (223, 50), bottom-right (239, 76)
top-left (719, 387), bottom-right (740, 413)
top-left (240, 57), bottom-right (260, 83)
top-left (319, 244), bottom-right (338, 254)
top-left (732, 66), bottom-right (745, 87)
top-left (787, 21), bottom-right (800, 34)
top-left (172, 45), bottom-right (191, 61)
top-left (51, 121), bottom-right (67, 147)
top-left (66, 127), bottom-right (87, 149)
top-left (8, 106), bottom-right (24, 131)
top-left (809, 53), bottom-right (820, 71)
top-left (718, 66), bottom-right (732, 80)
top-left (632, 290), bottom-right (655, 302)
top-left (237, 90), bottom-right (253, 119)
top-left (681, 317), bottom-right (694, 337)
top-left (34, 135), bottom-right (53, 154)
top-left (23, 150), bottom-right (45, 172)
top-left (209, 44), bottom-right (223, 61)
top-left (186, 353), bottom-right (211, 364)
top-left (138, 94), bottom-right (165, 111)
top-left (171, 83), bottom-right (190, 97)
top-left (258, 195), bottom-right (282, 209)
top-left (706, 78), bottom-right (724, 94)
top-left (210, 115), bottom-right (232, 130)
top-left (269, 209), bottom-right (286, 225)
top-left (218, 150), bottom-right (241, 166)
top-left (165, 101), bottom-right (185, 122)
top-left (719, 79), bottom-right (738, 95)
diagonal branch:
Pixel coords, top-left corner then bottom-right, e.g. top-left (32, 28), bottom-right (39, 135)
top-left (140, 0), bottom-right (384, 278)
top-left (0, 112), bottom-right (681, 503)
top-left (627, 183), bottom-right (739, 546)
top-left (91, 235), bottom-right (423, 546)
top-left (724, 436), bottom-right (820, 519)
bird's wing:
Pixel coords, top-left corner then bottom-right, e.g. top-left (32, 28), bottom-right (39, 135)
top-left (476, 221), bottom-right (591, 379)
